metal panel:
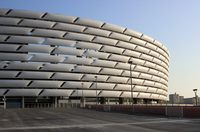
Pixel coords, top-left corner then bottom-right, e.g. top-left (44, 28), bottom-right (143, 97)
top-left (44, 13), bottom-right (77, 23)
top-left (64, 56), bottom-right (93, 65)
top-left (141, 34), bottom-right (154, 43)
top-left (90, 83), bottom-right (115, 90)
top-left (8, 36), bottom-right (44, 44)
top-left (124, 29), bottom-right (142, 38)
top-left (20, 44), bottom-right (54, 53)
top-left (139, 73), bottom-right (152, 80)
top-left (122, 70), bottom-right (140, 78)
top-left (93, 36), bottom-right (118, 46)
top-left (0, 26), bottom-right (32, 35)
top-left (123, 50), bottom-right (141, 58)
top-left (101, 45), bottom-right (124, 54)
top-left (31, 54), bottom-right (65, 63)
top-left (18, 71), bottom-right (53, 79)
top-left (85, 50), bottom-right (110, 59)
top-left (76, 41), bottom-right (102, 50)
top-left (0, 80), bottom-right (30, 87)
top-left (52, 73), bottom-right (83, 80)
top-left (82, 74), bottom-right (109, 82)
top-left (20, 19), bottom-right (55, 28)
top-left (146, 42), bottom-right (157, 50)
top-left (99, 91), bottom-right (121, 97)
top-left (0, 44), bottom-right (20, 52)
top-left (102, 23), bottom-right (125, 33)
top-left (100, 68), bottom-right (123, 75)
top-left (0, 89), bottom-right (7, 96)
top-left (138, 93), bottom-right (151, 98)
top-left (107, 76), bottom-right (129, 83)
top-left (75, 18), bottom-right (104, 28)
top-left (45, 38), bottom-right (76, 47)
top-left (54, 23), bottom-right (86, 32)
top-left (115, 62), bottom-right (130, 70)
top-left (53, 47), bottom-right (84, 56)
top-left (136, 46), bottom-right (150, 54)
top-left (130, 38), bottom-right (146, 46)
top-left (73, 66), bottom-right (101, 73)
top-left (62, 81), bottom-right (92, 88)
top-left (92, 59), bottom-right (116, 68)
top-left (140, 54), bottom-right (153, 61)
top-left (110, 32), bottom-right (131, 41)
top-left (8, 9), bottom-right (44, 18)
top-left (0, 53), bottom-right (30, 61)
top-left (117, 41), bottom-right (136, 50)
top-left (7, 62), bottom-right (43, 70)
top-left (0, 17), bottom-right (21, 25)
top-left (40, 89), bottom-right (73, 97)
top-left (6, 89), bottom-right (42, 96)
top-left (134, 85), bottom-right (148, 92)
top-left (127, 78), bottom-right (144, 85)
top-left (120, 92), bottom-right (139, 98)
top-left (29, 80), bottom-right (63, 88)
top-left (0, 8), bottom-right (10, 15)
top-left (129, 58), bottom-right (145, 65)
top-left (0, 35), bottom-right (8, 42)
top-left (42, 63), bottom-right (75, 71)
top-left (32, 29), bottom-right (66, 38)
top-left (65, 32), bottom-right (94, 41)
top-left (109, 54), bottom-right (130, 62)
top-left (0, 71), bottom-right (19, 78)
top-left (85, 27), bottom-right (111, 37)
top-left (115, 84), bottom-right (131, 91)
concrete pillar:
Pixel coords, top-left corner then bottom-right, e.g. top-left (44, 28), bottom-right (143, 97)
top-left (119, 97), bottom-right (124, 104)
top-left (80, 97), bottom-right (85, 108)
top-left (55, 97), bottom-right (58, 108)
top-left (133, 98), bottom-right (137, 104)
top-left (22, 97), bottom-right (25, 108)
top-left (100, 97), bottom-right (106, 104)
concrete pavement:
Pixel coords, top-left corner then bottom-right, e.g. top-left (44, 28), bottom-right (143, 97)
top-left (0, 108), bottom-right (199, 132)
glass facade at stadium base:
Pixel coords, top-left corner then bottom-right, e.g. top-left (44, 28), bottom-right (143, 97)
top-left (0, 9), bottom-right (169, 108)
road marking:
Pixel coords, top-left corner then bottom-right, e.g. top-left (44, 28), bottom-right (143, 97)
top-left (0, 119), bottom-right (191, 130)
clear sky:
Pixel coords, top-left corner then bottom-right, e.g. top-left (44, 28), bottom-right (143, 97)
top-left (0, 0), bottom-right (200, 98)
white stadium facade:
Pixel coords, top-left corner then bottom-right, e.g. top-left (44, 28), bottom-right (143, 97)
top-left (0, 9), bottom-right (169, 108)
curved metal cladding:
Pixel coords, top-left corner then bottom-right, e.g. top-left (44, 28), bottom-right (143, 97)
top-left (0, 9), bottom-right (169, 101)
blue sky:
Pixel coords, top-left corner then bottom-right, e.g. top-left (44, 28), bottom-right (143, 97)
top-left (1, 0), bottom-right (200, 97)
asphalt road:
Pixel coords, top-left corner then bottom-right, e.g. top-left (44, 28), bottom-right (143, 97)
top-left (0, 108), bottom-right (199, 132)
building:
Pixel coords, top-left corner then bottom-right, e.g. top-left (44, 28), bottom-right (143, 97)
top-left (169, 93), bottom-right (184, 104)
top-left (184, 97), bottom-right (200, 105)
top-left (0, 9), bottom-right (170, 108)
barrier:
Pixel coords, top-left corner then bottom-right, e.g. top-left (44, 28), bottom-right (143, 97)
top-left (85, 104), bottom-right (200, 118)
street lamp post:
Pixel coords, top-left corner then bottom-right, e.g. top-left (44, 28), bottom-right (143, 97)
top-left (193, 89), bottom-right (198, 106)
top-left (128, 61), bottom-right (133, 105)
top-left (81, 82), bottom-right (84, 107)
top-left (94, 76), bottom-right (98, 105)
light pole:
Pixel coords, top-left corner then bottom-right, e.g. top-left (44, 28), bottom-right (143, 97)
top-left (193, 89), bottom-right (198, 106)
top-left (128, 61), bottom-right (133, 105)
top-left (81, 82), bottom-right (84, 107)
top-left (94, 76), bottom-right (98, 105)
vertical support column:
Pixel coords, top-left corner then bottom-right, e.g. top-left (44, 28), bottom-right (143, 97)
top-left (119, 97), bottom-right (124, 104)
top-left (22, 96), bottom-right (24, 108)
top-left (3, 96), bottom-right (6, 109)
top-left (55, 97), bottom-right (58, 108)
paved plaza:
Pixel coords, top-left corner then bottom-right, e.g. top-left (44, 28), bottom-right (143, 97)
top-left (0, 108), bottom-right (199, 132)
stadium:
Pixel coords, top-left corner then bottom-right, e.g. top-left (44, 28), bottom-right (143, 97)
top-left (0, 8), bottom-right (169, 108)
